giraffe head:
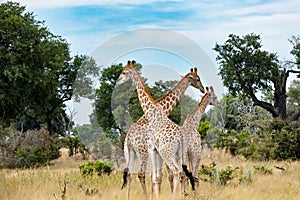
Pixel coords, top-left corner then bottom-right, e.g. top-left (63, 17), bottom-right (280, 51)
top-left (206, 86), bottom-right (221, 107)
top-left (188, 68), bottom-right (205, 93)
top-left (116, 60), bottom-right (137, 86)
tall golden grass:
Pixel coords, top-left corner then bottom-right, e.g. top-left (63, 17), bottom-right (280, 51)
top-left (1, 148), bottom-right (300, 200)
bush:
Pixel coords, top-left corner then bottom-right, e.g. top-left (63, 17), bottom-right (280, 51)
top-left (199, 162), bottom-right (272, 186)
top-left (60, 135), bottom-right (88, 158)
top-left (14, 146), bottom-right (48, 168)
top-left (79, 160), bottom-right (113, 177)
top-left (0, 127), bottom-right (60, 168)
top-left (199, 162), bottom-right (237, 185)
top-left (210, 118), bottom-right (300, 161)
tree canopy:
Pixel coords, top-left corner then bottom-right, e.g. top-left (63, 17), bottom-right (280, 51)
top-left (0, 2), bottom-right (99, 134)
top-left (214, 33), bottom-right (300, 120)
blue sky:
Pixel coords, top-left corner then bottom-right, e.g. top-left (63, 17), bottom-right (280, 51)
top-left (2, 0), bottom-right (300, 124)
top-left (7, 0), bottom-right (299, 58)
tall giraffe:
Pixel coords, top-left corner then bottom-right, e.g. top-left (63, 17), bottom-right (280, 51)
top-left (181, 86), bottom-right (221, 191)
top-left (120, 64), bottom-right (204, 197)
top-left (116, 61), bottom-right (199, 197)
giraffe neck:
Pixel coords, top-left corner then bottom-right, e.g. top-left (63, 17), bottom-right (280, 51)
top-left (156, 74), bottom-right (191, 115)
top-left (131, 68), bottom-right (156, 113)
top-left (183, 93), bottom-right (209, 130)
top-left (197, 92), bottom-right (210, 114)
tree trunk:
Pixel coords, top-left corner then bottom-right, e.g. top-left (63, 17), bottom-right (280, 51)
top-left (273, 69), bottom-right (288, 120)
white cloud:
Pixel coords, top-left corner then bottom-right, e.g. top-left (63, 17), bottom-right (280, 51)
top-left (6, 0), bottom-right (176, 8)
top-left (223, 0), bottom-right (300, 17)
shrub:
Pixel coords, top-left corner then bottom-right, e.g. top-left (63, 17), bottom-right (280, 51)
top-left (271, 128), bottom-right (300, 160)
top-left (61, 135), bottom-right (88, 158)
top-left (79, 160), bottom-right (113, 177)
top-left (210, 118), bottom-right (300, 161)
top-left (199, 162), bottom-right (237, 185)
top-left (0, 127), bottom-right (60, 168)
top-left (14, 146), bottom-right (48, 168)
top-left (253, 165), bottom-right (272, 175)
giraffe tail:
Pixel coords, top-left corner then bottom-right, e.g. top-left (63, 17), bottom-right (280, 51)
top-left (182, 164), bottom-right (195, 191)
top-left (121, 167), bottom-right (129, 189)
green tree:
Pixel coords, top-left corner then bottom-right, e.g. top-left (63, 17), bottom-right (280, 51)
top-left (94, 63), bottom-right (126, 134)
top-left (0, 2), bottom-right (99, 134)
top-left (72, 55), bottom-right (100, 102)
top-left (287, 80), bottom-right (300, 120)
top-left (214, 33), bottom-right (300, 120)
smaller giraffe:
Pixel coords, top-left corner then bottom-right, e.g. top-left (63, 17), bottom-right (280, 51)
top-left (181, 86), bottom-right (221, 191)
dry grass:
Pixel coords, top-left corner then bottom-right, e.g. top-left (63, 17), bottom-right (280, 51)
top-left (1, 148), bottom-right (300, 200)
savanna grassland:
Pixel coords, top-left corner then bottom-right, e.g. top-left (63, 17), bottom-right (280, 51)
top-left (1, 148), bottom-right (300, 200)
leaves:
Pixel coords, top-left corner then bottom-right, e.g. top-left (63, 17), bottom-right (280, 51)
top-left (0, 2), bottom-right (98, 133)
top-left (214, 33), bottom-right (279, 97)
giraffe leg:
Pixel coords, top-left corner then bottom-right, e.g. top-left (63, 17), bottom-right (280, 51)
top-left (180, 170), bottom-right (189, 196)
top-left (127, 149), bottom-right (135, 199)
top-left (172, 169), bottom-right (181, 196)
top-left (149, 151), bottom-right (160, 198)
top-left (137, 153), bottom-right (148, 195)
top-left (138, 172), bottom-right (147, 195)
top-left (156, 153), bottom-right (163, 195)
top-left (126, 172), bottom-right (132, 200)
top-left (177, 143), bottom-right (189, 196)
top-left (166, 165), bottom-right (174, 192)
top-left (160, 154), bottom-right (180, 195)
top-left (192, 157), bottom-right (201, 193)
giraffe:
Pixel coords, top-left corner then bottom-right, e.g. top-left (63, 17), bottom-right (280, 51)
top-left (181, 86), bottom-right (221, 192)
top-left (117, 60), bottom-right (204, 197)
top-left (120, 64), bottom-right (205, 198)
top-left (116, 61), bottom-right (199, 197)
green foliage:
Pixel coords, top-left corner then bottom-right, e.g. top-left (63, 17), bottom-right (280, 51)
top-left (14, 146), bottom-right (48, 168)
top-left (253, 165), bottom-right (273, 175)
top-left (213, 33), bottom-right (300, 119)
top-left (0, 2), bottom-right (96, 134)
top-left (199, 162), bottom-right (236, 185)
top-left (289, 35), bottom-right (300, 67)
top-left (61, 136), bottom-right (87, 157)
top-left (214, 33), bottom-right (279, 97)
top-left (211, 118), bottom-right (300, 161)
top-left (287, 80), bottom-right (300, 119)
top-left (198, 120), bottom-right (210, 139)
top-left (199, 162), bottom-right (272, 186)
top-left (238, 167), bottom-right (254, 184)
top-left (211, 129), bottom-right (238, 154)
top-left (95, 63), bottom-right (125, 133)
top-left (72, 55), bottom-right (100, 102)
top-left (79, 160), bottom-right (113, 176)
top-left (0, 127), bottom-right (60, 168)
top-left (73, 124), bottom-right (101, 147)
